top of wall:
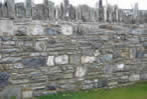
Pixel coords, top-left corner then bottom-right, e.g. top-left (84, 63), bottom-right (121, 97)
top-left (0, 19), bottom-right (146, 36)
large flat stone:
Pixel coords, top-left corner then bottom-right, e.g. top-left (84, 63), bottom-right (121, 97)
top-left (47, 56), bottom-right (55, 66)
top-left (35, 41), bottom-right (47, 51)
top-left (0, 57), bottom-right (22, 64)
top-left (44, 28), bottom-right (60, 35)
top-left (55, 55), bottom-right (68, 65)
top-left (29, 21), bottom-right (44, 35)
top-left (129, 74), bottom-right (140, 81)
top-left (116, 64), bottom-right (125, 71)
top-left (70, 55), bottom-right (81, 65)
top-left (22, 88), bottom-right (33, 99)
top-left (0, 20), bottom-right (14, 36)
top-left (97, 79), bottom-right (108, 88)
top-left (100, 54), bottom-right (113, 62)
top-left (140, 73), bottom-right (147, 80)
top-left (22, 57), bottom-right (47, 67)
top-left (61, 25), bottom-right (73, 36)
top-left (81, 56), bottom-right (96, 64)
top-left (75, 66), bottom-right (87, 78)
top-left (0, 72), bottom-right (9, 88)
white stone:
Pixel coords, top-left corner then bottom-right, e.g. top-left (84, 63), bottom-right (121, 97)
top-left (94, 79), bottom-right (98, 82)
top-left (75, 66), bottom-right (87, 78)
top-left (47, 56), bottom-right (54, 66)
top-left (129, 74), bottom-right (140, 81)
top-left (117, 64), bottom-right (125, 70)
top-left (22, 89), bottom-right (33, 98)
top-left (61, 25), bottom-right (73, 36)
top-left (81, 56), bottom-right (96, 64)
top-left (94, 50), bottom-right (100, 56)
top-left (55, 55), bottom-right (68, 65)
top-left (0, 20), bottom-right (14, 36)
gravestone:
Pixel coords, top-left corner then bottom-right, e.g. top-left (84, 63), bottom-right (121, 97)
top-left (2, 2), bottom-right (8, 17)
top-left (48, 1), bottom-right (55, 20)
top-left (15, 3), bottom-right (25, 17)
top-left (79, 5), bottom-right (90, 22)
top-left (98, 0), bottom-right (104, 21)
top-left (26, 0), bottom-right (32, 17)
top-left (32, 4), bottom-right (44, 20)
top-left (69, 5), bottom-right (76, 20)
top-left (63, 0), bottom-right (70, 20)
top-left (7, 0), bottom-right (15, 19)
top-left (44, 0), bottom-right (49, 20)
top-left (0, 3), bottom-right (2, 17)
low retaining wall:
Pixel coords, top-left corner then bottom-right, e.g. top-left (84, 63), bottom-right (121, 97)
top-left (0, 20), bottom-right (147, 98)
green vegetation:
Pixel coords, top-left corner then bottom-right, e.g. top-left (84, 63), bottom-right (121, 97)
top-left (11, 96), bottom-right (16, 99)
top-left (37, 82), bottom-right (147, 99)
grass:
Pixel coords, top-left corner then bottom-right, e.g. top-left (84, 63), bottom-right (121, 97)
top-left (37, 82), bottom-right (147, 99)
top-left (11, 96), bottom-right (16, 99)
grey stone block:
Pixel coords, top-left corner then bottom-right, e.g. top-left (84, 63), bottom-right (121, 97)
top-left (22, 57), bottom-right (47, 67)
top-left (0, 57), bottom-right (22, 64)
top-left (0, 72), bottom-right (9, 88)
top-left (129, 74), bottom-right (140, 81)
top-left (35, 41), bottom-right (47, 51)
top-left (100, 54), bottom-right (113, 62)
top-left (70, 55), bottom-right (81, 65)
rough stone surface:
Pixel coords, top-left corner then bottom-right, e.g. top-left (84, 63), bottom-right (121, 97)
top-left (22, 88), bottom-right (33, 99)
top-left (0, 20), bottom-right (14, 36)
top-left (22, 57), bottom-right (47, 67)
top-left (129, 74), bottom-right (140, 81)
top-left (0, 72), bottom-right (9, 88)
top-left (70, 55), bottom-right (81, 65)
top-left (14, 63), bottom-right (24, 69)
top-left (55, 55), bottom-right (68, 65)
top-left (29, 22), bottom-right (44, 35)
top-left (61, 25), bottom-right (73, 35)
top-left (81, 56), bottom-right (96, 64)
top-left (100, 54), bottom-right (113, 62)
top-left (75, 66), bottom-right (87, 78)
top-left (116, 64), bottom-right (125, 71)
top-left (35, 41), bottom-right (47, 51)
top-left (47, 56), bottom-right (54, 66)
top-left (0, 21), bottom-right (146, 97)
top-left (0, 87), bottom-right (21, 99)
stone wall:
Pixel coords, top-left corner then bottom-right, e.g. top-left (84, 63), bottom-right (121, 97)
top-left (0, 19), bottom-right (147, 98)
